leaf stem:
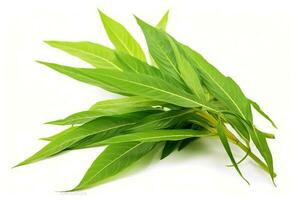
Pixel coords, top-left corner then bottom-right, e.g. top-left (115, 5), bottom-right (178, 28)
top-left (194, 110), bottom-right (273, 176)
top-left (230, 138), bottom-right (271, 174)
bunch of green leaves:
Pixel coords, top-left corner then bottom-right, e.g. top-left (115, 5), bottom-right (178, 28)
top-left (16, 10), bottom-right (277, 191)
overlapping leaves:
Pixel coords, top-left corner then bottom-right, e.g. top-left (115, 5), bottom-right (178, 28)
top-left (16, 10), bottom-right (277, 190)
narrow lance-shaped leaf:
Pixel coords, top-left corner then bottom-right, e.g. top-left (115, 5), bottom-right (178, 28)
top-left (115, 51), bottom-right (189, 92)
top-left (47, 110), bottom-right (115, 126)
top-left (15, 116), bottom-right (136, 167)
top-left (71, 142), bottom-right (156, 191)
top-left (99, 10), bottom-right (146, 61)
top-left (98, 129), bottom-right (213, 144)
top-left (249, 127), bottom-right (275, 182)
top-left (47, 96), bottom-right (164, 125)
top-left (216, 117), bottom-right (249, 184)
top-left (136, 17), bottom-right (182, 82)
top-left (43, 111), bottom-right (162, 145)
top-left (150, 10), bottom-right (170, 66)
top-left (156, 10), bottom-right (169, 30)
top-left (167, 34), bottom-right (207, 101)
top-left (37, 61), bottom-right (124, 95)
top-left (40, 126), bottom-right (77, 141)
top-left (45, 41), bottom-right (124, 70)
top-left (42, 63), bottom-right (215, 110)
top-left (249, 99), bottom-right (277, 128)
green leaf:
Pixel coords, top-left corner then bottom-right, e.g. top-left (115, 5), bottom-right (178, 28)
top-left (115, 51), bottom-right (188, 91)
top-left (37, 61), bottom-right (124, 94)
top-left (98, 129), bottom-right (212, 144)
top-left (216, 117), bottom-right (249, 184)
top-left (15, 116), bottom-right (136, 167)
top-left (99, 10), bottom-right (146, 61)
top-left (62, 110), bottom-right (192, 149)
top-left (90, 96), bottom-right (161, 111)
top-left (167, 34), bottom-right (207, 101)
top-left (136, 17), bottom-right (181, 81)
top-left (225, 115), bottom-right (250, 142)
top-left (249, 127), bottom-right (275, 182)
top-left (40, 126), bottom-right (77, 141)
top-left (47, 96), bottom-right (164, 125)
top-left (45, 41), bottom-right (123, 70)
top-left (249, 99), bottom-right (277, 128)
top-left (179, 44), bottom-right (252, 122)
top-left (129, 109), bottom-right (193, 132)
top-left (42, 63), bottom-right (214, 110)
top-left (161, 141), bottom-right (179, 159)
top-left (47, 111), bottom-right (113, 125)
top-left (71, 142), bottom-right (156, 191)
top-left (221, 110), bottom-right (275, 181)
top-left (156, 10), bottom-right (169, 30)
top-left (150, 10), bottom-right (170, 66)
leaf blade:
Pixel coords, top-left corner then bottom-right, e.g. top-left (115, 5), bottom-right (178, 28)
top-left (249, 127), bottom-right (275, 182)
top-left (42, 63), bottom-right (214, 109)
top-left (136, 17), bottom-right (181, 81)
top-left (167, 35), bottom-right (207, 101)
top-left (156, 10), bottom-right (169, 30)
top-left (249, 99), bottom-right (277, 128)
top-left (45, 41), bottom-right (123, 70)
top-left (47, 96), bottom-right (164, 125)
top-left (99, 10), bottom-right (146, 61)
top-left (15, 117), bottom-right (136, 167)
top-left (71, 142), bottom-right (156, 191)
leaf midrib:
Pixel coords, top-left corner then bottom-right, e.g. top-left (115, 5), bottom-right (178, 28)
top-left (98, 72), bottom-right (214, 111)
top-left (103, 21), bottom-right (138, 58)
top-left (108, 132), bottom-right (212, 142)
top-left (154, 40), bottom-right (180, 75)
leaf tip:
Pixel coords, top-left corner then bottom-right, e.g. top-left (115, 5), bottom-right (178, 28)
top-left (44, 120), bottom-right (62, 125)
top-left (38, 137), bottom-right (51, 141)
top-left (35, 60), bottom-right (46, 65)
top-left (97, 9), bottom-right (109, 22)
top-left (43, 40), bottom-right (60, 48)
top-left (35, 60), bottom-right (57, 71)
top-left (97, 8), bottom-right (103, 16)
top-left (12, 160), bottom-right (27, 168)
top-left (163, 10), bottom-right (170, 17)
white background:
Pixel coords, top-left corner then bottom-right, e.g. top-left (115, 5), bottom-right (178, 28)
top-left (1, 0), bottom-right (299, 199)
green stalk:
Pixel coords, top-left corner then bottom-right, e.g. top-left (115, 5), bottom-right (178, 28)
top-left (194, 110), bottom-right (272, 175)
